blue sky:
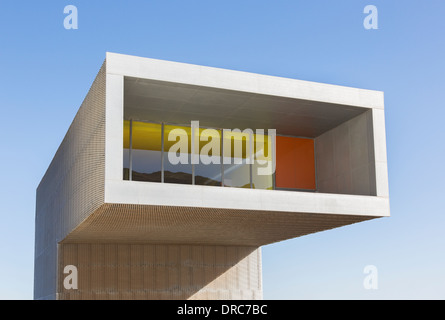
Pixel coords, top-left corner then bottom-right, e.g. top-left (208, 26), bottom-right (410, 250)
top-left (0, 1), bottom-right (444, 299)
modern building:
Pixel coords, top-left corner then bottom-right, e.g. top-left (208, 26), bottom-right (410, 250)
top-left (34, 52), bottom-right (390, 300)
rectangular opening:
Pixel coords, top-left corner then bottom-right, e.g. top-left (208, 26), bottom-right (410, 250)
top-left (123, 76), bottom-right (377, 196)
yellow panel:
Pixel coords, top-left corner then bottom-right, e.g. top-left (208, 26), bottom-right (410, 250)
top-left (124, 122), bottom-right (272, 161)
top-left (133, 122), bottom-right (162, 151)
top-left (123, 121), bottom-right (162, 151)
top-left (164, 124), bottom-right (191, 152)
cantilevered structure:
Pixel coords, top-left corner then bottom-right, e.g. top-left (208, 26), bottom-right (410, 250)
top-left (34, 53), bottom-right (389, 300)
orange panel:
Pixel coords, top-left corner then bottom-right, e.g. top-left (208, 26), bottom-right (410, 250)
top-left (275, 136), bottom-right (316, 190)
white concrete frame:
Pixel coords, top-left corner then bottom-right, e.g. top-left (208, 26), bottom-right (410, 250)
top-left (103, 52), bottom-right (389, 218)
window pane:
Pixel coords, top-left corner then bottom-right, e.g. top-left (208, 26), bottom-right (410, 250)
top-left (223, 130), bottom-right (252, 188)
top-left (123, 120), bottom-right (130, 180)
top-left (131, 121), bottom-right (162, 182)
top-left (195, 128), bottom-right (222, 187)
top-left (163, 124), bottom-right (192, 184)
top-left (123, 149), bottom-right (130, 180)
top-left (252, 133), bottom-right (273, 190)
top-left (223, 161), bottom-right (250, 188)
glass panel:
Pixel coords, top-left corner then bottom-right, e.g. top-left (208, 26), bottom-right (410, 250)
top-left (131, 121), bottom-right (162, 182)
top-left (195, 128), bottom-right (222, 187)
top-left (123, 149), bottom-right (130, 180)
top-left (123, 120), bottom-right (130, 180)
top-left (163, 124), bottom-right (192, 184)
top-left (222, 129), bottom-right (252, 188)
top-left (252, 132), bottom-right (273, 190)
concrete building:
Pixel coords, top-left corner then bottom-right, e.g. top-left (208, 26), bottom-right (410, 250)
top-left (34, 52), bottom-right (389, 300)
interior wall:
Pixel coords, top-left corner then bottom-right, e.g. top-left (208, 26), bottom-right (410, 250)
top-left (315, 110), bottom-right (376, 196)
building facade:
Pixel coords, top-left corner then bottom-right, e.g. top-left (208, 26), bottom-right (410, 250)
top-left (34, 53), bottom-right (389, 300)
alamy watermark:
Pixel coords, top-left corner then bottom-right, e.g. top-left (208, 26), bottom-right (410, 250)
top-left (363, 5), bottom-right (378, 30)
top-left (363, 265), bottom-right (378, 290)
top-left (63, 265), bottom-right (78, 290)
top-left (167, 121), bottom-right (276, 176)
top-left (63, 5), bottom-right (377, 31)
top-left (64, 5), bottom-right (78, 30)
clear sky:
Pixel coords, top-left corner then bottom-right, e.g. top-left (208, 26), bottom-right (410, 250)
top-left (0, 0), bottom-right (444, 300)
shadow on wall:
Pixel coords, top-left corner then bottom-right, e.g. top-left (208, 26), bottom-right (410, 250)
top-left (57, 243), bottom-right (261, 300)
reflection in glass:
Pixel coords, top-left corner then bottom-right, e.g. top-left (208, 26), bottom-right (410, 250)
top-left (223, 161), bottom-right (251, 188)
top-left (195, 128), bottom-right (222, 186)
top-left (123, 148), bottom-right (130, 180)
top-left (252, 132), bottom-right (273, 190)
top-left (130, 121), bottom-right (162, 182)
top-left (222, 129), bottom-right (252, 188)
top-left (163, 124), bottom-right (192, 184)
top-left (123, 120), bottom-right (277, 190)
top-left (123, 120), bottom-right (131, 180)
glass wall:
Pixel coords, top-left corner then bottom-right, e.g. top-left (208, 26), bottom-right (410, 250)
top-left (124, 121), bottom-right (162, 182)
top-left (195, 128), bottom-right (222, 187)
top-left (123, 120), bottom-right (131, 180)
top-left (163, 124), bottom-right (192, 185)
top-left (123, 120), bottom-right (315, 192)
top-left (252, 132), bottom-right (273, 190)
top-left (222, 130), bottom-right (252, 188)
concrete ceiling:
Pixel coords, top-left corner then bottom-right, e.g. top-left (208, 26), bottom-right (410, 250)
top-left (124, 77), bottom-right (368, 138)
